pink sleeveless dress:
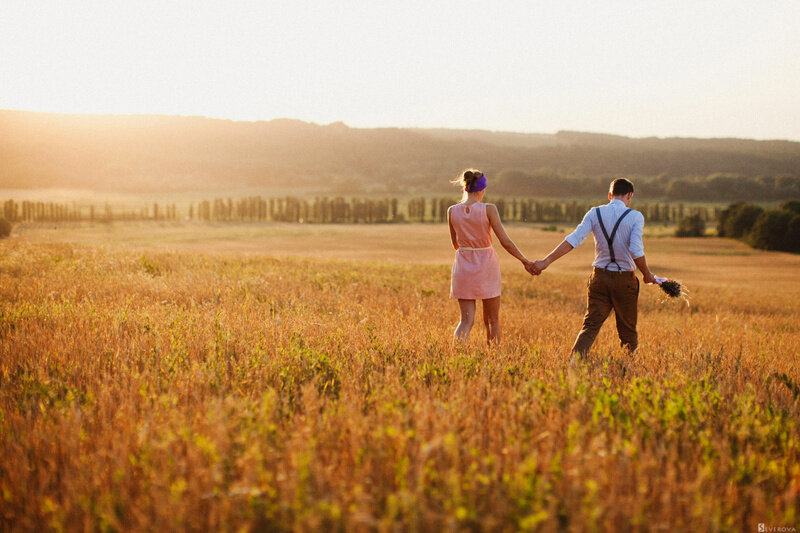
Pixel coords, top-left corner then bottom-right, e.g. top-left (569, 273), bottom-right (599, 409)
top-left (449, 202), bottom-right (502, 300)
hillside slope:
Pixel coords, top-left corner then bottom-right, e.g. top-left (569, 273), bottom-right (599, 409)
top-left (1, 110), bottom-right (798, 195)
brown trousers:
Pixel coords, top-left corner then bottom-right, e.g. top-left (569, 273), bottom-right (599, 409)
top-left (571, 267), bottom-right (639, 355)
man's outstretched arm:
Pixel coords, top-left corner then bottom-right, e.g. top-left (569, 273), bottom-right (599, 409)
top-left (531, 210), bottom-right (591, 274)
top-left (534, 239), bottom-right (574, 272)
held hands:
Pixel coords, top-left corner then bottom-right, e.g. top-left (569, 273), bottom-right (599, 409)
top-left (524, 259), bottom-right (543, 276)
top-left (525, 259), bottom-right (548, 276)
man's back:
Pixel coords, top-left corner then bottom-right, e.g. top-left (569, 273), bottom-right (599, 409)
top-left (565, 199), bottom-right (645, 271)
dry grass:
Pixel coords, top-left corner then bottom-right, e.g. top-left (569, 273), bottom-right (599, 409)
top-left (1, 223), bottom-right (799, 532)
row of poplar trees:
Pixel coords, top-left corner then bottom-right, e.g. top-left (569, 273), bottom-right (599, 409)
top-left (2, 197), bottom-right (717, 225)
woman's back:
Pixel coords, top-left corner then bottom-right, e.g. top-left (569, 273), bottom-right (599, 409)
top-left (449, 202), bottom-right (492, 249)
top-left (449, 202), bottom-right (500, 301)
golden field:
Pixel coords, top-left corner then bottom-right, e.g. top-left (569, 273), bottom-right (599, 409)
top-left (1, 221), bottom-right (799, 532)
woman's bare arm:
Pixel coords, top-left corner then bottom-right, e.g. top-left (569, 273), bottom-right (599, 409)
top-left (486, 204), bottom-right (530, 264)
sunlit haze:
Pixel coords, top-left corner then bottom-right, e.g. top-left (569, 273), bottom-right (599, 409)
top-left (2, 0), bottom-right (799, 140)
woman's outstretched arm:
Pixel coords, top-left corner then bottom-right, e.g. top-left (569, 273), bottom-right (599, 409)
top-left (485, 204), bottom-right (531, 265)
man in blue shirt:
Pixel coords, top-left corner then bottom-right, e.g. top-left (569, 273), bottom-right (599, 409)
top-left (531, 178), bottom-right (657, 356)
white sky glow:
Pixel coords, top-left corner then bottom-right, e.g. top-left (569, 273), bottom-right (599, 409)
top-left (1, 0), bottom-right (799, 140)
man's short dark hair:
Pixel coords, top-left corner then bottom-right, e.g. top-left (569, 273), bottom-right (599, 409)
top-left (610, 178), bottom-right (634, 196)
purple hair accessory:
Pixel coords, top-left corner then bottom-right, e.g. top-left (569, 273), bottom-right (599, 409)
top-left (467, 173), bottom-right (487, 192)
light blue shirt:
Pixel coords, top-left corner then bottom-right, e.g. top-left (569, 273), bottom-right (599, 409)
top-left (565, 199), bottom-right (645, 271)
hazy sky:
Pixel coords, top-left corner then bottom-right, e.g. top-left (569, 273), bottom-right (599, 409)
top-left (2, 0), bottom-right (799, 140)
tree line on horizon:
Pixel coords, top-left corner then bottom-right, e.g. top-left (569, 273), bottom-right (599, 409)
top-left (1, 195), bottom-right (718, 229)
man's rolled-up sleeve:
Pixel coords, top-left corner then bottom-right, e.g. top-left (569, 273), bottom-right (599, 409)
top-left (629, 212), bottom-right (645, 258)
top-left (565, 210), bottom-right (593, 248)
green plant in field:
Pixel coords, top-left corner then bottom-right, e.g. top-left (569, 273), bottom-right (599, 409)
top-left (772, 372), bottom-right (800, 400)
top-left (139, 255), bottom-right (160, 276)
top-left (277, 335), bottom-right (341, 408)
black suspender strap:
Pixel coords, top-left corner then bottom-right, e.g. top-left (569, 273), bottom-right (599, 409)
top-left (595, 207), bottom-right (633, 270)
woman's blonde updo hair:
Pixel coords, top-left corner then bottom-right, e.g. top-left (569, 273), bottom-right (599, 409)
top-left (451, 168), bottom-right (483, 202)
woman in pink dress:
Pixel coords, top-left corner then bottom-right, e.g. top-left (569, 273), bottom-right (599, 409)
top-left (448, 169), bottom-right (535, 345)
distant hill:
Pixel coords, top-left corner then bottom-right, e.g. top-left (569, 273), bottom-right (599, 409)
top-left (1, 110), bottom-right (798, 199)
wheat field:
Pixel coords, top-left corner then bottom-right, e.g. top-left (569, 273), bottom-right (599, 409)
top-left (1, 222), bottom-right (799, 532)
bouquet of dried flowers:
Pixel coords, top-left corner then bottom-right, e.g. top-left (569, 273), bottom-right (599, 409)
top-left (654, 276), bottom-right (690, 306)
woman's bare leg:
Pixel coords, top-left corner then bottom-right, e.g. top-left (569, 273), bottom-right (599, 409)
top-left (482, 296), bottom-right (501, 345)
top-left (454, 299), bottom-right (476, 345)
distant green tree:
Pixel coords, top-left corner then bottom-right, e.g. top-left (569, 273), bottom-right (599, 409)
top-left (787, 215), bottom-right (800, 253)
top-left (707, 174), bottom-right (769, 201)
top-left (780, 199), bottom-right (800, 215)
top-left (666, 179), bottom-right (707, 201)
top-left (675, 214), bottom-right (706, 237)
top-left (0, 218), bottom-right (11, 238)
top-left (723, 204), bottom-right (764, 238)
top-left (748, 210), bottom-right (793, 251)
top-left (716, 202), bottom-right (742, 237)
